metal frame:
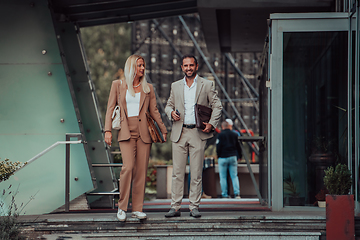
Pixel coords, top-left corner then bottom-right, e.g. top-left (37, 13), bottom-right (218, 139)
top-left (354, 0), bottom-right (360, 213)
top-left (23, 133), bottom-right (82, 212)
top-left (140, 16), bottom-right (261, 152)
top-left (269, 12), bottom-right (352, 211)
top-left (179, 16), bottom-right (259, 150)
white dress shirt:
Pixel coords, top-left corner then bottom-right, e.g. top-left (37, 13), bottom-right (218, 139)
top-left (183, 75), bottom-right (198, 125)
top-left (126, 90), bottom-right (140, 117)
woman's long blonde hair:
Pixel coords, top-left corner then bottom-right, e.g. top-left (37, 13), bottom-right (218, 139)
top-left (124, 55), bottom-right (150, 97)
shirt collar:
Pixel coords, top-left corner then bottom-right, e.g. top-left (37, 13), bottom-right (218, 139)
top-left (183, 74), bottom-right (198, 86)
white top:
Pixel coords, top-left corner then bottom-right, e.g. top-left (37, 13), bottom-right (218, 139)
top-left (126, 90), bottom-right (141, 117)
top-left (183, 75), bottom-right (198, 125)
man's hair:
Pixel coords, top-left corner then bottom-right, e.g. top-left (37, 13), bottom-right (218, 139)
top-left (181, 55), bottom-right (198, 66)
top-left (221, 121), bottom-right (230, 129)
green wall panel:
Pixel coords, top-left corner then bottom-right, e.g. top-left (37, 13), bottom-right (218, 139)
top-left (0, 2), bottom-right (62, 64)
top-left (0, 0), bottom-right (95, 215)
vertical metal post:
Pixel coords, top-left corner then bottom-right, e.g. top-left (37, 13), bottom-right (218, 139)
top-left (348, 1), bottom-right (354, 194)
top-left (65, 134), bottom-right (70, 212)
top-left (354, 0), bottom-right (360, 207)
top-left (267, 22), bottom-right (272, 209)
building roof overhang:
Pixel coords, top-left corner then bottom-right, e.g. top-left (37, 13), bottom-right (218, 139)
top-left (49, 0), bottom-right (335, 53)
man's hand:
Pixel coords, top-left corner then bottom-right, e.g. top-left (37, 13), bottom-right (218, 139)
top-left (105, 131), bottom-right (112, 146)
top-left (171, 110), bottom-right (181, 121)
top-left (202, 122), bottom-right (213, 133)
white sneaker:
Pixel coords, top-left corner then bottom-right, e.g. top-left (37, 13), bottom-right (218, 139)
top-left (117, 209), bottom-right (126, 222)
top-left (132, 211), bottom-right (147, 219)
top-left (235, 195), bottom-right (241, 199)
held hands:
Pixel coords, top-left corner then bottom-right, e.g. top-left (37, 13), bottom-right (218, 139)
top-left (202, 122), bottom-right (213, 133)
top-left (162, 133), bottom-right (167, 142)
top-left (105, 131), bottom-right (112, 146)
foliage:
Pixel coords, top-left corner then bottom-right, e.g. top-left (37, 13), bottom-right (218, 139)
top-left (146, 159), bottom-right (168, 191)
top-left (312, 136), bottom-right (335, 153)
top-left (0, 159), bottom-right (24, 183)
top-left (323, 163), bottom-right (352, 195)
top-left (315, 188), bottom-right (329, 201)
top-left (150, 136), bottom-right (172, 162)
top-left (80, 23), bottom-right (132, 120)
top-left (284, 173), bottom-right (299, 197)
top-left (0, 185), bottom-right (32, 240)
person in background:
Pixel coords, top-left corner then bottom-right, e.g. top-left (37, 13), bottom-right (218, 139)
top-left (104, 55), bottom-right (167, 222)
top-left (225, 118), bottom-right (241, 160)
top-left (164, 55), bottom-right (222, 218)
top-left (216, 120), bottom-right (242, 199)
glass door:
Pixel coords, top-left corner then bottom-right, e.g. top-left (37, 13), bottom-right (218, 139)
top-left (269, 13), bottom-right (357, 211)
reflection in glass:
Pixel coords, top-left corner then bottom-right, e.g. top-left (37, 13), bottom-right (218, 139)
top-left (283, 32), bottom-right (348, 206)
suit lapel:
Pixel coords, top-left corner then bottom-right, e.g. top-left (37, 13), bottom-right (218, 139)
top-left (120, 81), bottom-right (128, 117)
top-left (179, 80), bottom-right (185, 108)
top-left (195, 77), bottom-right (204, 103)
top-left (139, 89), bottom-right (146, 112)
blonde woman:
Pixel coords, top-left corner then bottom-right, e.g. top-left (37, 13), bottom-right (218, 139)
top-left (104, 55), bottom-right (167, 221)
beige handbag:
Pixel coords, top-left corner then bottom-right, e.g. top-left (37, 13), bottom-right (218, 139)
top-left (111, 80), bottom-right (122, 130)
top-left (111, 105), bottom-right (121, 130)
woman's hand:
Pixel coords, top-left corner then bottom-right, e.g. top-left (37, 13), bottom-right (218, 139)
top-left (105, 131), bottom-right (112, 146)
top-left (162, 133), bottom-right (167, 143)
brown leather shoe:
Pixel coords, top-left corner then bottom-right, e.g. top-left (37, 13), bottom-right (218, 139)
top-left (165, 208), bottom-right (181, 218)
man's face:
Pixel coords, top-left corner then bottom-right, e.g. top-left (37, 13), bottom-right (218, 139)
top-left (181, 57), bottom-right (198, 78)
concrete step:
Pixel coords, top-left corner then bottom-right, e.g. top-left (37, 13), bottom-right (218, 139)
top-left (19, 211), bottom-right (326, 239)
top-left (35, 232), bottom-right (322, 240)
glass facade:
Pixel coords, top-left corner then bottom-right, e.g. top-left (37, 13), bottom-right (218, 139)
top-left (269, 13), bottom-right (359, 211)
top-left (282, 32), bottom-right (348, 206)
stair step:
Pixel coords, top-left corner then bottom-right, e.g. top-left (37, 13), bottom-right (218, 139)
top-left (37, 231), bottom-right (322, 240)
top-left (20, 214), bottom-right (326, 240)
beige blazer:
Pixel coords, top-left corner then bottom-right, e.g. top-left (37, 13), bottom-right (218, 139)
top-left (104, 80), bottom-right (167, 143)
top-left (165, 76), bottom-right (222, 142)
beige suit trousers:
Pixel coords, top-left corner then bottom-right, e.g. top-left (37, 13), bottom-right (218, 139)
top-left (118, 116), bottom-right (151, 212)
top-left (171, 127), bottom-right (206, 210)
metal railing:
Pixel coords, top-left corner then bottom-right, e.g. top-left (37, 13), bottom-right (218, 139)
top-left (24, 133), bottom-right (82, 212)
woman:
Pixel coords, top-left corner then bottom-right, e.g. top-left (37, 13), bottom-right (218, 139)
top-left (104, 55), bottom-right (167, 221)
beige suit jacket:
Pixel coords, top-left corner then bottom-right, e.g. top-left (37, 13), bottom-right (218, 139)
top-left (104, 80), bottom-right (167, 143)
top-left (165, 76), bottom-right (222, 142)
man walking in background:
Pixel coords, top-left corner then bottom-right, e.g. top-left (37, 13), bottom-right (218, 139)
top-left (216, 120), bottom-right (242, 199)
top-left (164, 55), bottom-right (222, 218)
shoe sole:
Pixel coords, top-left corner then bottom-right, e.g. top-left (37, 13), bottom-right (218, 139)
top-left (117, 212), bottom-right (126, 222)
top-left (189, 213), bottom-right (201, 218)
top-left (132, 214), bottom-right (147, 219)
top-left (165, 213), bottom-right (181, 218)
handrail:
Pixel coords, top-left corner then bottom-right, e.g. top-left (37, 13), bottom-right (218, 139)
top-left (20, 134), bottom-right (83, 212)
top-left (26, 140), bottom-right (82, 166)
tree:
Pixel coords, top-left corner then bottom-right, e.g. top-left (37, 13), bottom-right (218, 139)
top-left (80, 23), bottom-right (132, 119)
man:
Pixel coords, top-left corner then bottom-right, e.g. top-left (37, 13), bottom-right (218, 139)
top-left (164, 55), bottom-right (222, 218)
top-left (225, 118), bottom-right (241, 160)
top-left (216, 120), bottom-right (242, 199)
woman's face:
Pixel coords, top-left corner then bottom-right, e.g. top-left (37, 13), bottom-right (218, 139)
top-left (135, 58), bottom-right (145, 79)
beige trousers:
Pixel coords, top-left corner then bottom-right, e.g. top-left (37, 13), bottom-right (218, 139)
top-left (118, 116), bottom-right (151, 212)
top-left (171, 127), bottom-right (206, 210)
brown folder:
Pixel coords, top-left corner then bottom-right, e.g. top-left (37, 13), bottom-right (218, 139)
top-left (145, 112), bottom-right (165, 143)
top-left (194, 104), bottom-right (212, 130)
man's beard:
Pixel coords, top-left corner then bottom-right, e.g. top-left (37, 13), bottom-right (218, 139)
top-left (185, 71), bottom-right (196, 78)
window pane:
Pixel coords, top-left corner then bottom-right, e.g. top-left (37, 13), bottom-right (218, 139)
top-left (283, 31), bottom-right (348, 206)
